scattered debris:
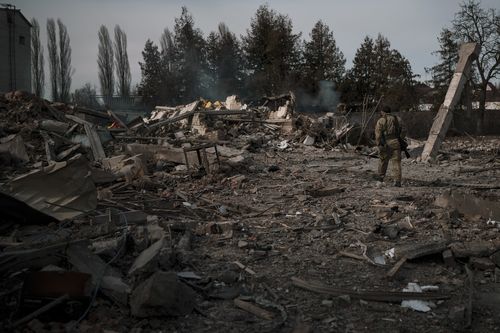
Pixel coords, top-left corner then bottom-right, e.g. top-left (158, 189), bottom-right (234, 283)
top-left (130, 271), bottom-right (196, 317)
top-left (401, 283), bottom-right (438, 312)
top-left (0, 90), bottom-right (499, 332)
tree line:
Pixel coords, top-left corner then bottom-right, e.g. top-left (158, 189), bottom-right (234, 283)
top-left (30, 19), bottom-right (132, 104)
top-left (138, 1), bottom-right (498, 112)
top-left (30, 0), bottom-right (498, 114)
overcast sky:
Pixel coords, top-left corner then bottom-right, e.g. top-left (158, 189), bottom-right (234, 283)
top-left (13, 0), bottom-right (500, 94)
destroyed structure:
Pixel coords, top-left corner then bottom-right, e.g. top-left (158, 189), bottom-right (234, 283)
top-left (0, 70), bottom-right (500, 333)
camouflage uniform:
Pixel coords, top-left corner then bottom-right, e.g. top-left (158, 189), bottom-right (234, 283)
top-left (375, 114), bottom-right (405, 183)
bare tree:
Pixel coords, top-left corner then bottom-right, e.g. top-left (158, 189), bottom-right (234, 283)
top-left (57, 19), bottom-right (73, 103)
top-left (46, 18), bottom-right (59, 101)
top-left (73, 83), bottom-right (99, 109)
top-left (452, 0), bottom-right (499, 130)
top-left (31, 18), bottom-right (45, 97)
top-left (98, 25), bottom-right (114, 97)
top-left (114, 25), bottom-right (131, 97)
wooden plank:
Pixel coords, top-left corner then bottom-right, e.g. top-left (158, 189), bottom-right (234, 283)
top-left (84, 123), bottom-right (106, 160)
top-left (107, 110), bottom-right (129, 130)
top-left (0, 239), bottom-right (86, 274)
top-left (56, 144), bottom-right (81, 161)
top-left (93, 210), bottom-right (148, 224)
top-left (234, 298), bottom-right (274, 320)
top-left (291, 277), bottom-right (449, 302)
top-left (386, 256), bottom-right (407, 278)
top-left (12, 294), bottom-right (69, 328)
top-left (40, 131), bottom-right (56, 162)
top-left (395, 240), bottom-right (448, 260)
top-left (65, 114), bottom-right (93, 126)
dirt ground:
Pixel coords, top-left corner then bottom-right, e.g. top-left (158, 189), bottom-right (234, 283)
top-left (3, 134), bottom-right (499, 333)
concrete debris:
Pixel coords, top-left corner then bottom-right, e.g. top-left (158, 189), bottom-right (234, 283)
top-left (225, 95), bottom-right (243, 111)
top-left (39, 120), bottom-right (70, 134)
top-left (0, 88), bottom-right (499, 332)
top-left (470, 257), bottom-right (495, 271)
top-left (128, 237), bottom-right (166, 276)
top-left (67, 243), bottom-right (130, 305)
top-left (0, 134), bottom-right (29, 164)
top-left (450, 241), bottom-right (500, 258)
top-left (421, 43), bottom-right (480, 161)
top-left (303, 135), bottom-right (315, 146)
top-left (401, 283), bottom-right (437, 312)
top-left (435, 190), bottom-right (500, 221)
top-left (130, 271), bottom-right (196, 317)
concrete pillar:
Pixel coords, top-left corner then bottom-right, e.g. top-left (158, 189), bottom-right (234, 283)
top-left (421, 43), bottom-right (480, 162)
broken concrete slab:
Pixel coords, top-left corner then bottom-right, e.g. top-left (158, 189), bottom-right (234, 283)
top-left (39, 119), bottom-right (70, 134)
top-left (450, 241), bottom-right (500, 258)
top-left (101, 276), bottom-right (132, 305)
top-left (8, 155), bottom-right (97, 220)
top-left (191, 113), bottom-right (208, 135)
top-left (491, 251), bottom-right (500, 268)
top-left (128, 237), bottom-right (166, 276)
top-left (394, 240), bottom-right (448, 260)
top-left (303, 135), bottom-right (315, 146)
top-left (0, 240), bottom-right (85, 274)
top-left (225, 95), bottom-right (242, 111)
top-left (93, 210), bottom-right (149, 225)
top-left (470, 257), bottom-right (495, 271)
top-left (130, 271), bottom-right (196, 317)
top-left (66, 242), bottom-right (122, 280)
top-left (0, 134), bottom-right (29, 164)
top-left (421, 43), bottom-right (480, 161)
top-left (67, 242), bottom-right (130, 305)
top-left (435, 190), bottom-right (500, 221)
top-left (442, 249), bottom-right (456, 267)
top-left (101, 154), bottom-right (128, 171)
top-left (115, 155), bottom-right (146, 183)
top-left (125, 143), bottom-right (243, 166)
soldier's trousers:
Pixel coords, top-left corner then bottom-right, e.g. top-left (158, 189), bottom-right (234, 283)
top-left (378, 139), bottom-right (401, 182)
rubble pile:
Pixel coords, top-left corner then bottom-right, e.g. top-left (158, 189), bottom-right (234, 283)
top-left (1, 90), bottom-right (500, 332)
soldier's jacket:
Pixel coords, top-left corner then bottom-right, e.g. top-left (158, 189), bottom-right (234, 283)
top-left (375, 114), bottom-right (406, 146)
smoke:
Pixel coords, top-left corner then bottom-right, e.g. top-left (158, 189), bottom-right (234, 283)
top-left (298, 80), bottom-right (340, 112)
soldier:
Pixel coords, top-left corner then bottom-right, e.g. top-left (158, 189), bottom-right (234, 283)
top-left (374, 106), bottom-right (405, 187)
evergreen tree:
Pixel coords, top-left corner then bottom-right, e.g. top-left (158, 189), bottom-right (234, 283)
top-left (425, 28), bottom-right (459, 106)
top-left (427, 28), bottom-right (459, 90)
top-left (206, 23), bottom-right (244, 99)
top-left (242, 5), bottom-right (301, 97)
top-left (159, 28), bottom-right (180, 104)
top-left (341, 34), bottom-right (416, 110)
top-left (160, 28), bottom-right (176, 73)
top-left (303, 20), bottom-right (345, 91)
top-left (341, 36), bottom-right (375, 103)
top-left (173, 7), bottom-right (207, 102)
top-left (138, 40), bottom-right (163, 106)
